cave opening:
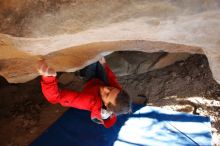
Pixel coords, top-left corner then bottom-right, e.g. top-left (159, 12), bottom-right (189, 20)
top-left (0, 51), bottom-right (219, 146)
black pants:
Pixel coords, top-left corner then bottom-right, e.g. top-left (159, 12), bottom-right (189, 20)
top-left (80, 62), bottom-right (109, 85)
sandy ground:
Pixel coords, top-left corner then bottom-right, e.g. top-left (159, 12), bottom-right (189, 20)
top-left (0, 54), bottom-right (219, 146)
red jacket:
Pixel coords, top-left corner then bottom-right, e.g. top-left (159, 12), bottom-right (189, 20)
top-left (41, 64), bottom-right (122, 128)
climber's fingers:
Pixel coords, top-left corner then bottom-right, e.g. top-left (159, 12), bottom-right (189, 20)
top-left (99, 57), bottom-right (106, 66)
top-left (37, 60), bottom-right (48, 75)
top-left (45, 68), bottom-right (57, 77)
top-left (37, 60), bottom-right (57, 77)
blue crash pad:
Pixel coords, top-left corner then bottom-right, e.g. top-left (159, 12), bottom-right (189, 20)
top-left (31, 105), bottom-right (212, 146)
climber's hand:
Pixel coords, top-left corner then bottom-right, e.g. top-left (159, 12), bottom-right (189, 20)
top-left (99, 57), bottom-right (106, 66)
top-left (37, 60), bottom-right (57, 77)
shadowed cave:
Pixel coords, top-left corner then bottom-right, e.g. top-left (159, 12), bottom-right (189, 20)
top-left (0, 51), bottom-right (220, 146)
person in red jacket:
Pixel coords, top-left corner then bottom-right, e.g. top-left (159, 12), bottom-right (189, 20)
top-left (37, 57), bottom-right (131, 128)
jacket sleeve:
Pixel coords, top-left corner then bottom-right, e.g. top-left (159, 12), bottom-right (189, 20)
top-left (103, 114), bottom-right (117, 128)
top-left (41, 76), bottom-right (85, 108)
top-left (104, 64), bottom-right (122, 90)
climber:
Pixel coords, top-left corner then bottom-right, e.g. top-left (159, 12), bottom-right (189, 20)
top-left (37, 57), bottom-right (131, 128)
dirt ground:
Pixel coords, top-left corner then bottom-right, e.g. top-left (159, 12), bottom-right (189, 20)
top-left (0, 54), bottom-right (219, 146)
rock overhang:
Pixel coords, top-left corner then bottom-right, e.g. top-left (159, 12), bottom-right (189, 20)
top-left (0, 0), bottom-right (220, 83)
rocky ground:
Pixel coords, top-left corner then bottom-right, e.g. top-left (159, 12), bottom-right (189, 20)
top-left (119, 54), bottom-right (220, 145)
top-left (0, 54), bottom-right (219, 146)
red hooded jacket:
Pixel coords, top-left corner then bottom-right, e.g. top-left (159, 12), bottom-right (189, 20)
top-left (41, 64), bottom-right (122, 128)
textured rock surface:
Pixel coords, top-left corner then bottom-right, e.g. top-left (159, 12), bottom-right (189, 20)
top-left (106, 51), bottom-right (190, 76)
top-left (0, 0), bottom-right (220, 83)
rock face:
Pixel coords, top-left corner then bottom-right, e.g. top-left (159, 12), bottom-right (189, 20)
top-left (106, 51), bottom-right (190, 76)
top-left (0, 0), bottom-right (220, 83)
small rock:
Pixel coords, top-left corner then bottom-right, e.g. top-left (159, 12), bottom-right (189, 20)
top-left (29, 119), bottom-right (37, 126)
top-left (171, 72), bottom-right (177, 77)
top-left (199, 64), bottom-right (204, 68)
top-left (179, 62), bottom-right (184, 66)
top-left (185, 76), bottom-right (191, 82)
top-left (22, 119), bottom-right (29, 128)
top-left (206, 90), bottom-right (211, 96)
top-left (30, 127), bottom-right (38, 134)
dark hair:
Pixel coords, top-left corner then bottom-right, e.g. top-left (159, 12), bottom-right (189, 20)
top-left (107, 89), bottom-right (131, 115)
